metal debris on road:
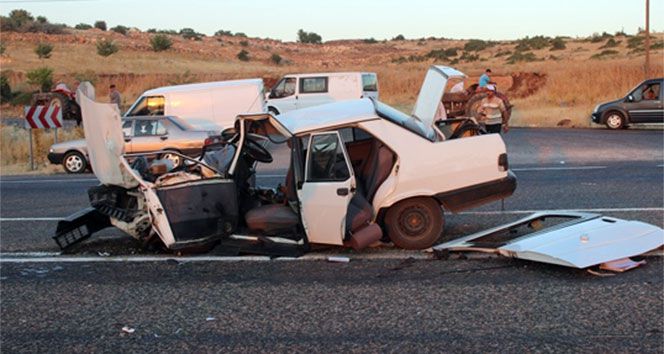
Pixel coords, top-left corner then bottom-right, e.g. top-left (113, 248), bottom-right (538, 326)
top-left (121, 326), bottom-right (135, 334)
top-left (327, 256), bottom-right (350, 263)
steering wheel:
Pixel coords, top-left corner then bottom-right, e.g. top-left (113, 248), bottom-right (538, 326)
top-left (244, 136), bottom-right (272, 163)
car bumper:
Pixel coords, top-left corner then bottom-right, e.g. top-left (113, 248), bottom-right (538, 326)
top-left (435, 171), bottom-right (517, 213)
top-left (591, 112), bottom-right (601, 123)
top-left (47, 152), bottom-right (65, 164)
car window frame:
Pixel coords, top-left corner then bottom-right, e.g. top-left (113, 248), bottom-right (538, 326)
top-left (126, 95), bottom-right (166, 116)
top-left (299, 77), bottom-right (329, 94)
top-left (304, 131), bottom-right (353, 183)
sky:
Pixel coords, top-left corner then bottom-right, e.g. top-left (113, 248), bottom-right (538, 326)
top-left (0, 0), bottom-right (662, 41)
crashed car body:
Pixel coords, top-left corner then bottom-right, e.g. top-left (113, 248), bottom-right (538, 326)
top-left (58, 67), bottom-right (516, 253)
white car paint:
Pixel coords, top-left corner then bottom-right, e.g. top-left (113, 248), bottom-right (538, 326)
top-left (298, 131), bottom-right (356, 245)
top-left (125, 79), bottom-right (266, 131)
top-left (267, 72), bottom-right (378, 114)
top-left (433, 212), bottom-right (664, 269)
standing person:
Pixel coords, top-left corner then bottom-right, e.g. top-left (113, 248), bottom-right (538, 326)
top-left (478, 68), bottom-right (496, 90)
top-left (109, 84), bottom-right (122, 109)
top-left (478, 87), bottom-right (508, 134)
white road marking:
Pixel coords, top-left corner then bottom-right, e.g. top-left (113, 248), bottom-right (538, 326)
top-left (2, 207), bottom-right (662, 222)
top-left (0, 178), bottom-right (97, 184)
top-left (511, 166), bottom-right (606, 172)
top-left (0, 217), bottom-right (63, 221)
top-left (0, 253), bottom-right (433, 263)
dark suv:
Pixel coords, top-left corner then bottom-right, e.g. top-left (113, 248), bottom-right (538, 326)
top-left (591, 78), bottom-right (663, 129)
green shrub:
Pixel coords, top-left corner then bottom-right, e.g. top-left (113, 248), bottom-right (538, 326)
top-left (75, 23), bottom-right (92, 30)
top-left (459, 52), bottom-right (479, 62)
top-left (0, 75), bottom-right (11, 102)
top-left (180, 28), bottom-right (203, 41)
top-left (36, 16), bottom-right (47, 24)
top-left (26, 67), bottom-right (53, 92)
top-left (507, 51), bottom-right (537, 64)
top-left (237, 49), bottom-right (250, 61)
top-left (240, 40), bottom-right (249, 47)
top-left (215, 29), bottom-right (232, 36)
top-left (94, 20), bottom-right (107, 31)
top-left (0, 41), bottom-right (6, 55)
top-left (494, 50), bottom-right (511, 57)
top-left (627, 36), bottom-right (644, 49)
top-left (600, 38), bottom-right (620, 49)
top-left (234, 32), bottom-right (247, 38)
top-left (363, 38), bottom-right (378, 44)
top-left (270, 53), bottom-right (282, 65)
top-left (297, 29), bottom-right (322, 44)
top-left (550, 37), bottom-right (566, 50)
top-left (96, 39), bottom-right (118, 57)
top-left (590, 49), bottom-right (619, 60)
top-left (110, 25), bottom-right (128, 35)
top-left (10, 91), bottom-right (33, 106)
top-left (34, 42), bottom-right (53, 59)
top-left (150, 34), bottom-right (173, 52)
top-left (515, 35), bottom-right (551, 51)
top-left (464, 39), bottom-right (494, 52)
top-left (392, 34), bottom-right (405, 41)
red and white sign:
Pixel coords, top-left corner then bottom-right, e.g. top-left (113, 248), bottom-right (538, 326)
top-left (24, 104), bottom-right (63, 129)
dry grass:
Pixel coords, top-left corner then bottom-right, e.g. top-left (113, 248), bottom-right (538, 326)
top-left (0, 125), bottom-right (83, 170)
top-left (1, 31), bottom-right (663, 173)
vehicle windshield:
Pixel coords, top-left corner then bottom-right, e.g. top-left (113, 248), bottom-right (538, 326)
top-left (373, 100), bottom-right (436, 142)
top-left (270, 78), bottom-right (296, 99)
top-left (126, 96), bottom-right (165, 116)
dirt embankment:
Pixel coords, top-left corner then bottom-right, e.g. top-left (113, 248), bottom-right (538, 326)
top-left (507, 72), bottom-right (547, 98)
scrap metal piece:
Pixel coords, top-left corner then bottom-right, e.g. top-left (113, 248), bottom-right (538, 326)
top-left (53, 207), bottom-right (111, 250)
top-left (433, 212), bottom-right (664, 269)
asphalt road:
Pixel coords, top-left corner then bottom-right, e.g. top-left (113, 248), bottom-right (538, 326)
top-left (1, 128), bottom-right (663, 353)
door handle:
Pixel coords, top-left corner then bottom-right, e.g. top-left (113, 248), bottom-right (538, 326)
top-left (337, 188), bottom-right (349, 196)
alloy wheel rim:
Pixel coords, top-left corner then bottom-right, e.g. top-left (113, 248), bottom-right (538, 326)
top-left (65, 155), bottom-right (83, 172)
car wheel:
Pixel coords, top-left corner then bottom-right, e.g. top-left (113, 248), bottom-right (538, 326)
top-left (605, 111), bottom-right (625, 130)
top-left (63, 151), bottom-right (87, 174)
top-left (384, 197), bottom-right (444, 250)
top-left (159, 151), bottom-right (182, 167)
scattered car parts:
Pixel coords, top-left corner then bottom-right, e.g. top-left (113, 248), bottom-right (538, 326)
top-left (433, 211), bottom-right (664, 271)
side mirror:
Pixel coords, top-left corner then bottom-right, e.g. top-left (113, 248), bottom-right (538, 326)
top-left (627, 95), bottom-right (634, 102)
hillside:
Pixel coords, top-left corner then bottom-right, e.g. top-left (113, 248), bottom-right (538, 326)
top-left (1, 28), bottom-right (663, 128)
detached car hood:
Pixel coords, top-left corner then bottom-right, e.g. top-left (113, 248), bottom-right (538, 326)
top-left (78, 84), bottom-right (138, 188)
top-left (434, 212), bottom-right (664, 269)
top-left (411, 65), bottom-right (466, 128)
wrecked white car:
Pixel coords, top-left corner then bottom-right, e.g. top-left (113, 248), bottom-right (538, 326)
top-left (54, 66), bottom-right (516, 255)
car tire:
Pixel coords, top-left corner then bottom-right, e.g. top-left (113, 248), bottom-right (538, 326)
top-left (384, 197), bottom-right (444, 250)
top-left (604, 111), bottom-right (625, 130)
top-left (63, 151), bottom-right (87, 174)
top-left (159, 151), bottom-right (182, 168)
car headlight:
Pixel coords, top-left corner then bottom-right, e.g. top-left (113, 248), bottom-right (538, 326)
top-left (593, 104), bottom-right (601, 113)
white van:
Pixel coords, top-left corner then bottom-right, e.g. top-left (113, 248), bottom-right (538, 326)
top-left (266, 72), bottom-right (378, 114)
top-left (124, 79), bottom-right (266, 130)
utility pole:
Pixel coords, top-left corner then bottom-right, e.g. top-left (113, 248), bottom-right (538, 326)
top-left (645, 0), bottom-right (650, 78)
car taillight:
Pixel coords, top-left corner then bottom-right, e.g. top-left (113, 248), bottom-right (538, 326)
top-left (204, 137), bottom-right (214, 145)
top-left (498, 153), bottom-right (509, 172)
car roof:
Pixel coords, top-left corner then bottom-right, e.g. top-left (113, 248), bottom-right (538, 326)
top-left (283, 72), bottom-right (375, 78)
top-left (274, 99), bottom-right (378, 135)
top-left (142, 79), bottom-right (263, 95)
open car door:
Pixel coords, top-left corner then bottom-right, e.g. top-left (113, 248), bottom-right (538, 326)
top-left (299, 131), bottom-right (356, 246)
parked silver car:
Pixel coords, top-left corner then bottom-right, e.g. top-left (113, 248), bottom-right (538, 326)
top-left (48, 116), bottom-right (213, 173)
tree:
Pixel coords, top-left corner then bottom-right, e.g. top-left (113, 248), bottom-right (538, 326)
top-left (96, 39), bottom-right (118, 57)
top-left (36, 16), bottom-right (47, 24)
top-left (550, 37), bottom-right (566, 51)
top-left (180, 28), bottom-right (202, 40)
top-left (26, 67), bottom-right (54, 92)
top-left (270, 53), bottom-right (282, 65)
top-left (75, 23), bottom-right (92, 30)
top-left (392, 34), bottom-right (405, 41)
top-left (8, 9), bottom-right (33, 28)
top-left (94, 20), bottom-right (107, 31)
top-left (215, 29), bottom-right (232, 36)
top-left (34, 42), bottom-right (53, 59)
top-left (297, 29), bottom-right (322, 44)
top-left (237, 49), bottom-right (250, 61)
top-left (110, 25), bottom-right (128, 35)
top-left (240, 40), bottom-right (249, 47)
top-left (150, 34), bottom-right (173, 52)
